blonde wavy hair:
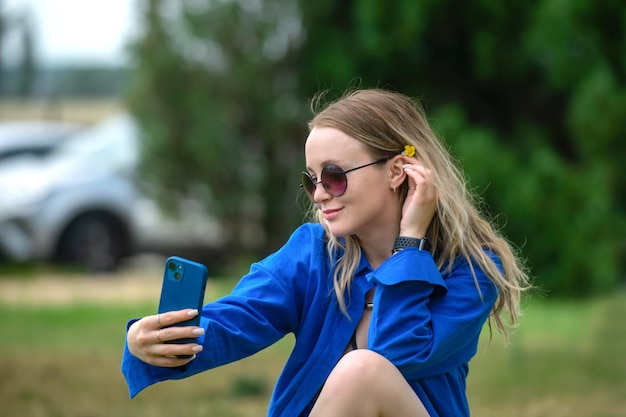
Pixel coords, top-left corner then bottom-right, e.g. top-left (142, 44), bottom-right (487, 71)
top-left (306, 88), bottom-right (532, 341)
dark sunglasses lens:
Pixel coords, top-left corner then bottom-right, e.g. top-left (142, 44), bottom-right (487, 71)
top-left (301, 172), bottom-right (315, 199)
top-left (322, 165), bottom-right (347, 197)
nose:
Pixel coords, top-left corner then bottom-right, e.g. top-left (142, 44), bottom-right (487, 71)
top-left (312, 181), bottom-right (331, 202)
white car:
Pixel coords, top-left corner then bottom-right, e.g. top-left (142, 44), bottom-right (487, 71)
top-left (0, 114), bottom-right (224, 271)
top-left (0, 120), bottom-right (83, 162)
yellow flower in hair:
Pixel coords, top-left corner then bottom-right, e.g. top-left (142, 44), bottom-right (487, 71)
top-left (403, 145), bottom-right (416, 157)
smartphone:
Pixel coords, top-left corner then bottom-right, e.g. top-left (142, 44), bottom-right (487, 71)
top-left (157, 256), bottom-right (208, 357)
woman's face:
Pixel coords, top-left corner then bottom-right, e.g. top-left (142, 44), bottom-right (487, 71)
top-left (304, 126), bottom-right (398, 239)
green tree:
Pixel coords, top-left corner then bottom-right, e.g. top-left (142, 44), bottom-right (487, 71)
top-left (0, 0), bottom-right (7, 96)
top-left (126, 0), bottom-right (307, 262)
top-left (128, 0), bottom-right (624, 295)
top-left (16, 10), bottom-right (35, 98)
top-left (298, 0), bottom-right (625, 296)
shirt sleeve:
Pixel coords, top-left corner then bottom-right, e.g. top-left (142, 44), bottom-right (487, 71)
top-left (366, 248), bottom-right (499, 380)
top-left (121, 224), bottom-right (319, 398)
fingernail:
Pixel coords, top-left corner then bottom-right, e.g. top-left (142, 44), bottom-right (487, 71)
top-left (192, 345), bottom-right (203, 353)
top-left (192, 328), bottom-right (205, 335)
top-left (188, 309), bottom-right (199, 316)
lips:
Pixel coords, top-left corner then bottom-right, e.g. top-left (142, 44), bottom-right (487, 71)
top-left (322, 208), bottom-right (342, 221)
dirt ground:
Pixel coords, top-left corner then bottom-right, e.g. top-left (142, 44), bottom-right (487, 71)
top-left (0, 254), bottom-right (170, 306)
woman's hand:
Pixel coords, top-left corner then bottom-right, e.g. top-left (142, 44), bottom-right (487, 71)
top-left (399, 158), bottom-right (437, 238)
top-left (127, 309), bottom-right (204, 367)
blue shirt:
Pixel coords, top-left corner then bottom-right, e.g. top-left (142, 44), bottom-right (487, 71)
top-left (121, 223), bottom-right (499, 416)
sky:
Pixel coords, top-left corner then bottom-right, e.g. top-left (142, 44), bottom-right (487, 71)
top-left (2, 0), bottom-right (140, 67)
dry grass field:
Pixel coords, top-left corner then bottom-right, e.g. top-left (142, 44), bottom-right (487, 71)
top-left (0, 98), bottom-right (123, 124)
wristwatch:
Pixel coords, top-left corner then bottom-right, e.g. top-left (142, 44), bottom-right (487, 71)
top-left (392, 236), bottom-right (431, 254)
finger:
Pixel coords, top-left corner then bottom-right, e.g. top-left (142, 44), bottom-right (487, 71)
top-left (152, 342), bottom-right (203, 361)
top-left (156, 325), bottom-right (205, 343)
top-left (402, 167), bottom-right (437, 203)
top-left (148, 352), bottom-right (198, 367)
top-left (403, 168), bottom-right (428, 191)
top-left (136, 314), bottom-right (162, 332)
top-left (403, 164), bottom-right (435, 187)
top-left (156, 309), bottom-right (200, 327)
top-left (402, 163), bottom-right (431, 178)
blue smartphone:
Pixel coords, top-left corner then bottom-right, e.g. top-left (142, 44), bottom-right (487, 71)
top-left (157, 256), bottom-right (208, 357)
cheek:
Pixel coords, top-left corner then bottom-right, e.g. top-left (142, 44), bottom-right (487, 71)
top-left (344, 184), bottom-right (390, 220)
top-left (347, 175), bottom-right (389, 202)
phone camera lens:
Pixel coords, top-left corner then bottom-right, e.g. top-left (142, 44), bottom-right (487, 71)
top-left (174, 271), bottom-right (181, 280)
top-left (168, 261), bottom-right (176, 271)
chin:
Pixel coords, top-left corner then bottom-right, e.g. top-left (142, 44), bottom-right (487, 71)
top-left (325, 222), bottom-right (352, 239)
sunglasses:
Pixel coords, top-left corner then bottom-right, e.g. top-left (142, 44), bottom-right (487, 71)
top-left (300, 158), bottom-right (388, 201)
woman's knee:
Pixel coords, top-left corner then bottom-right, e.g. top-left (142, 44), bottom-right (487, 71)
top-left (314, 350), bottom-right (429, 416)
top-left (326, 349), bottom-right (396, 391)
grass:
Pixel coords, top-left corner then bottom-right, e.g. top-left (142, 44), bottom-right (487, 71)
top-left (0, 276), bottom-right (624, 417)
top-left (467, 293), bottom-right (626, 416)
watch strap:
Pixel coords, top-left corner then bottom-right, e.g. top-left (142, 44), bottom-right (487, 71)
top-left (392, 236), bottom-right (431, 254)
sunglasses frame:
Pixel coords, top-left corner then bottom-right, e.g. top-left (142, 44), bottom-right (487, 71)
top-left (300, 158), bottom-right (389, 201)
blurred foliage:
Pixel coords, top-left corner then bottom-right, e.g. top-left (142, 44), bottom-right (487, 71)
top-left (230, 375), bottom-right (270, 398)
top-left (298, 0), bottom-right (625, 296)
top-left (126, 0), bottom-right (307, 256)
top-left (127, 0), bottom-right (624, 297)
top-left (0, 0), bottom-right (36, 97)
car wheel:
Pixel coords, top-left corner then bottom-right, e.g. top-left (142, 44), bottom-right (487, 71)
top-left (57, 214), bottom-right (129, 272)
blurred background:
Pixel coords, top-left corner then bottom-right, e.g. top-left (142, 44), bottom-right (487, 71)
top-left (0, 0), bottom-right (624, 416)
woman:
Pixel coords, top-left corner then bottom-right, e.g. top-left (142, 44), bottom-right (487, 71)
top-left (122, 88), bottom-right (531, 416)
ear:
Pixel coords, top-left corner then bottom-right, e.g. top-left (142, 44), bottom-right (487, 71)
top-left (388, 155), bottom-right (406, 190)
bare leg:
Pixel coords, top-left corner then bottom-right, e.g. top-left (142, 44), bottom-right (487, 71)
top-left (310, 349), bottom-right (430, 417)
